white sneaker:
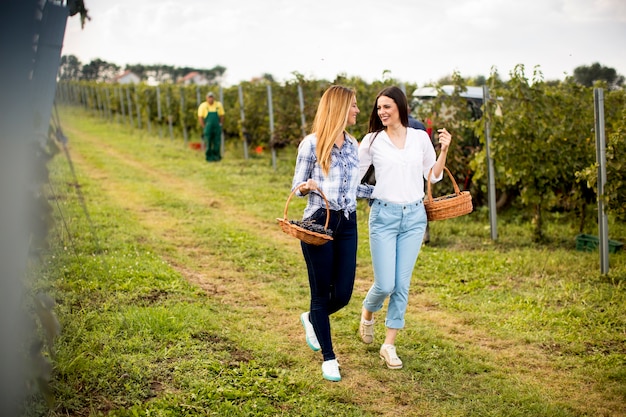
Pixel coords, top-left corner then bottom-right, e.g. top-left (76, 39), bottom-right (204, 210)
top-left (300, 312), bottom-right (320, 351)
top-left (322, 359), bottom-right (341, 382)
top-left (380, 344), bottom-right (403, 369)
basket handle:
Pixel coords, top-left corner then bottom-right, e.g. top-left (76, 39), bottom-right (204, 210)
top-left (426, 166), bottom-right (461, 202)
top-left (282, 183), bottom-right (331, 231)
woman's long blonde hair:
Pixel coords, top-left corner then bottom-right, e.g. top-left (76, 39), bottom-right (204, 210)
top-left (311, 85), bottom-right (355, 176)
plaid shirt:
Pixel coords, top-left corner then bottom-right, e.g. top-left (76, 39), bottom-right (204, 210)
top-left (292, 133), bottom-right (372, 219)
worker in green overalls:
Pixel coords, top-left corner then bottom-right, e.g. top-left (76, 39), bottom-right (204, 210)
top-left (197, 92), bottom-right (225, 161)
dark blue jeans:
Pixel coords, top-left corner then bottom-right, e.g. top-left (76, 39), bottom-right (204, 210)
top-left (301, 209), bottom-right (357, 361)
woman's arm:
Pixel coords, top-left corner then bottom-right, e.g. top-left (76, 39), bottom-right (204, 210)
top-left (292, 136), bottom-right (317, 195)
top-left (430, 128), bottom-right (452, 180)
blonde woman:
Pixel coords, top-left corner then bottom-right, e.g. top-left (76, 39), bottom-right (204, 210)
top-left (292, 85), bottom-right (370, 382)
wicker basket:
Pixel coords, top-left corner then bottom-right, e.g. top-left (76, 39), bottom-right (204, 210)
top-left (276, 187), bottom-right (334, 245)
top-left (424, 167), bottom-right (473, 221)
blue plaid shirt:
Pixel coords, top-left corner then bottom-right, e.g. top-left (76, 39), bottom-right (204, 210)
top-left (292, 133), bottom-right (371, 219)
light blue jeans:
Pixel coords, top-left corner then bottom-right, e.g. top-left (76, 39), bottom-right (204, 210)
top-left (363, 199), bottom-right (427, 329)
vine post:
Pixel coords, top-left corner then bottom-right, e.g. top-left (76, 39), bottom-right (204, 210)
top-left (166, 87), bottom-right (174, 141)
top-left (105, 86), bottom-right (113, 122)
top-left (156, 85), bottom-right (163, 138)
top-left (238, 84), bottom-right (249, 160)
top-left (482, 85), bottom-right (497, 240)
top-left (298, 84), bottom-right (306, 139)
top-left (118, 86), bottom-right (126, 125)
top-left (180, 86), bottom-right (188, 145)
top-left (134, 89), bottom-right (142, 130)
top-left (593, 88), bottom-right (609, 274)
top-left (219, 86), bottom-right (225, 155)
top-left (267, 84), bottom-right (277, 170)
top-left (126, 87), bottom-right (134, 128)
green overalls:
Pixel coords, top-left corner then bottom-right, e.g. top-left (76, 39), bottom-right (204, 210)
top-left (203, 110), bottom-right (222, 161)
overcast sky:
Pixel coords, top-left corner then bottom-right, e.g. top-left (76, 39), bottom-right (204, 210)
top-left (61, 0), bottom-right (626, 86)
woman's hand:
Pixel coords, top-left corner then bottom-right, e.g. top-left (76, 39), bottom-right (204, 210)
top-left (299, 179), bottom-right (318, 195)
top-left (438, 128), bottom-right (452, 152)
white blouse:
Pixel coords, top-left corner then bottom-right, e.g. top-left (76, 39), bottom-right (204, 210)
top-left (358, 127), bottom-right (442, 204)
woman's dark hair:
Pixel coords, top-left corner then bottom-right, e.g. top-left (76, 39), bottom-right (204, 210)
top-left (368, 86), bottom-right (409, 132)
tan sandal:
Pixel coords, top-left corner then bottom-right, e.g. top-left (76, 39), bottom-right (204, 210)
top-left (359, 319), bottom-right (374, 344)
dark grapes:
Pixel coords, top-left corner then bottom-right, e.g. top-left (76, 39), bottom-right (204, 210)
top-left (289, 220), bottom-right (333, 237)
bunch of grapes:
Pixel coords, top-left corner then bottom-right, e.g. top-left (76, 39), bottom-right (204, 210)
top-left (289, 220), bottom-right (334, 237)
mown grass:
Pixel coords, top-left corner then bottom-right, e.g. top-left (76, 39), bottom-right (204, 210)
top-left (24, 106), bottom-right (625, 416)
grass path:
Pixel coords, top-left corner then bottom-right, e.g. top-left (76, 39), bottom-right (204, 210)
top-left (48, 108), bottom-right (626, 416)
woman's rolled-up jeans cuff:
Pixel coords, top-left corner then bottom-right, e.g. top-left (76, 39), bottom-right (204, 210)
top-left (384, 319), bottom-right (405, 329)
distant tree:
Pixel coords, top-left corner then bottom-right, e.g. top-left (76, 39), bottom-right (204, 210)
top-left (572, 62), bottom-right (624, 90)
top-left (206, 65), bottom-right (226, 84)
top-left (469, 75), bottom-right (486, 86)
top-left (125, 63), bottom-right (147, 79)
top-left (58, 54), bottom-right (82, 80)
top-left (140, 65), bottom-right (175, 84)
top-left (81, 58), bottom-right (120, 82)
top-left (261, 73), bottom-right (275, 83)
top-left (79, 60), bottom-right (98, 81)
top-left (123, 63), bottom-right (226, 84)
top-left (438, 74), bottom-right (487, 86)
top-left (154, 65), bottom-right (176, 83)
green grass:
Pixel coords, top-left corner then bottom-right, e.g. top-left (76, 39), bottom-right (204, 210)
top-left (24, 106), bottom-right (626, 416)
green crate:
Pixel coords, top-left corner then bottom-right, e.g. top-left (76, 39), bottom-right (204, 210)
top-left (575, 234), bottom-right (624, 254)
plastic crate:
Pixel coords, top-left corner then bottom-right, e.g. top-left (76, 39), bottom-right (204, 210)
top-left (575, 234), bottom-right (624, 254)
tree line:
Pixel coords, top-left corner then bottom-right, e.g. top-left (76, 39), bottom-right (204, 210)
top-left (58, 54), bottom-right (226, 84)
top-left (60, 55), bottom-right (624, 91)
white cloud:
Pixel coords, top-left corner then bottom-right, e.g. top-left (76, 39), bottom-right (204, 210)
top-left (62, 0), bottom-right (626, 85)
top-left (563, 0), bottom-right (626, 22)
